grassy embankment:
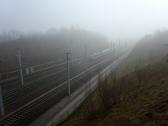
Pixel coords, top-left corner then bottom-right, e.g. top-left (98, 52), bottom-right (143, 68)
top-left (60, 56), bottom-right (168, 126)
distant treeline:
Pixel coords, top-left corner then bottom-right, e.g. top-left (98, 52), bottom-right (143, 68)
top-left (0, 28), bottom-right (109, 72)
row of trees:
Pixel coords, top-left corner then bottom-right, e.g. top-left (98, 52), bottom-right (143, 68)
top-left (0, 28), bottom-right (109, 73)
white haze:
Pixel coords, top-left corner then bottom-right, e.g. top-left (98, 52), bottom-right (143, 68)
top-left (0, 0), bottom-right (168, 41)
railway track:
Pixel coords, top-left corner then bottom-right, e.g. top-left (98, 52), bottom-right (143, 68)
top-left (0, 49), bottom-right (115, 126)
top-left (0, 52), bottom-right (115, 126)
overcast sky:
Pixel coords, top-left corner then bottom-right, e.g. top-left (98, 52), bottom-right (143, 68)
top-left (0, 0), bottom-right (168, 40)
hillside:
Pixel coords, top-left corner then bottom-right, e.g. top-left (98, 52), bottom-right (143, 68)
top-left (117, 31), bottom-right (168, 77)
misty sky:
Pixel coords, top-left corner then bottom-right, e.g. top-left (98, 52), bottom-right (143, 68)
top-left (0, 0), bottom-right (168, 39)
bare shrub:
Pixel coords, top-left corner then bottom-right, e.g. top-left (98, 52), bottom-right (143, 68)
top-left (81, 72), bottom-right (122, 122)
top-left (135, 69), bottom-right (144, 86)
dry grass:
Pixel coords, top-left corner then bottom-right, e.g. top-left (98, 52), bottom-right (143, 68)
top-left (60, 57), bottom-right (168, 126)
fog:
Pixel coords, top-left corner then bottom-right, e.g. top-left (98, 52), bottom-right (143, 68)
top-left (1, 0), bottom-right (168, 40)
top-left (1, 1), bottom-right (168, 125)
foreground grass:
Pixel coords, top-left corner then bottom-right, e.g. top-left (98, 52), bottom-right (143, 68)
top-left (60, 58), bottom-right (168, 126)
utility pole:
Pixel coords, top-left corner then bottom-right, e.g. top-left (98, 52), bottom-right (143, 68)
top-left (66, 52), bottom-right (71, 96)
top-left (0, 84), bottom-right (5, 116)
top-left (0, 59), bottom-right (5, 116)
top-left (84, 45), bottom-right (88, 60)
top-left (110, 41), bottom-right (113, 49)
top-left (113, 42), bottom-right (116, 58)
top-left (0, 60), bottom-right (2, 80)
top-left (16, 49), bottom-right (24, 86)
